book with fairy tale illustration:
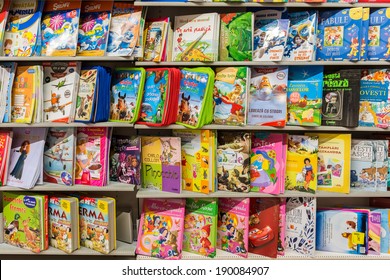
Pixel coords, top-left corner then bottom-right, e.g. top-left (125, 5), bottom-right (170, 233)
top-left (143, 19), bottom-right (169, 62)
top-left (306, 133), bottom-right (351, 194)
top-left (173, 130), bottom-right (216, 194)
top-left (367, 8), bottom-right (390, 61)
top-left (136, 198), bottom-right (185, 259)
top-left (217, 197), bottom-right (249, 258)
top-left (3, 192), bottom-right (49, 253)
top-left (141, 137), bottom-right (181, 194)
top-left (285, 135), bottom-right (318, 194)
top-left (184, 198), bottom-right (218, 258)
top-left (360, 8), bottom-right (370, 61)
top-left (0, 131), bottom-right (12, 186)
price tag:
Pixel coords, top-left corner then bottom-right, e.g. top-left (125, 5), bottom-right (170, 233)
top-left (352, 232), bottom-right (365, 245)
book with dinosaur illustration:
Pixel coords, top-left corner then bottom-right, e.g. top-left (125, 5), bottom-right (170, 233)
top-left (141, 136), bottom-right (181, 194)
top-left (3, 192), bottom-right (48, 253)
top-left (41, 0), bottom-right (81, 56)
top-left (248, 66), bottom-right (288, 127)
top-left (213, 67), bottom-right (249, 126)
top-left (219, 12), bottom-right (253, 61)
top-left (79, 196), bottom-right (116, 254)
top-left (49, 195), bottom-right (79, 253)
top-left (360, 8), bottom-right (370, 61)
top-left (287, 66), bottom-right (324, 127)
top-left (136, 198), bottom-right (185, 259)
top-left (43, 62), bottom-right (81, 123)
top-left (216, 131), bottom-right (250, 193)
top-left (285, 135), bottom-right (318, 194)
top-left (109, 68), bottom-right (145, 123)
top-left (0, 62), bottom-right (17, 123)
top-left (3, 0), bottom-right (44, 57)
top-left (317, 8), bottom-right (363, 61)
top-left (143, 19), bottom-right (169, 62)
top-left (306, 133), bottom-right (351, 194)
top-left (0, 131), bottom-right (12, 186)
top-left (77, 0), bottom-right (113, 56)
top-left (0, 0), bottom-right (10, 54)
top-left (250, 133), bottom-right (286, 194)
top-left (172, 13), bottom-right (219, 62)
top-left (43, 127), bottom-right (76, 186)
top-left (367, 8), bottom-right (390, 61)
top-left (217, 197), bottom-right (249, 258)
top-left (373, 140), bottom-right (389, 192)
top-left (285, 197), bottom-right (316, 256)
top-left (184, 198), bottom-right (218, 258)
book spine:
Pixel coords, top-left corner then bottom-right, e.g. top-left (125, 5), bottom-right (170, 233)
top-left (44, 195), bottom-right (49, 250)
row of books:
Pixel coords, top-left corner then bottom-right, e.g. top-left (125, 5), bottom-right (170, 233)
top-left (3, 192), bottom-right (116, 254)
top-left (140, 1), bottom-right (379, 3)
top-left (136, 196), bottom-right (390, 259)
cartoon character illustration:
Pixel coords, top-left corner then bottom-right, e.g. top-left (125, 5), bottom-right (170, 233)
top-left (160, 139), bottom-right (176, 164)
top-left (250, 150), bottom-right (277, 189)
top-left (17, 31), bottom-right (35, 57)
top-left (347, 37), bottom-right (359, 58)
top-left (177, 93), bottom-right (191, 123)
top-left (303, 158), bottom-right (314, 191)
top-left (200, 224), bottom-right (212, 252)
top-left (75, 133), bottom-right (90, 181)
top-left (10, 140), bottom-right (30, 180)
top-left (3, 39), bottom-right (13, 56)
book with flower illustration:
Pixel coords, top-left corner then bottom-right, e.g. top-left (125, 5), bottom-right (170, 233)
top-left (3, 191), bottom-right (49, 253)
top-left (74, 127), bottom-right (110, 186)
top-left (136, 198), bottom-right (185, 259)
top-left (77, 0), bottom-right (113, 56)
top-left (285, 135), bottom-right (318, 194)
top-left (217, 197), bottom-right (249, 258)
top-left (141, 137), bottom-right (181, 194)
top-left (184, 198), bottom-right (218, 258)
top-left (285, 197), bottom-right (316, 256)
top-left (0, 0), bottom-right (10, 54)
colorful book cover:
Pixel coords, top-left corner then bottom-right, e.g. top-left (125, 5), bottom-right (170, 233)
top-left (184, 198), bottom-right (218, 258)
top-left (0, 131), bottom-right (12, 186)
top-left (248, 198), bottom-right (279, 258)
top-left (74, 68), bottom-right (97, 122)
top-left (316, 8), bottom-right (363, 61)
top-left (285, 135), bottom-right (318, 193)
top-left (360, 8), bottom-right (370, 60)
top-left (372, 135), bottom-right (390, 191)
top-left (285, 197), bottom-right (316, 256)
top-left (216, 132), bottom-right (250, 193)
top-left (307, 133), bottom-right (351, 194)
top-left (374, 140), bottom-right (389, 192)
top-left (43, 127), bottom-right (75, 186)
top-left (141, 137), bottom-right (181, 193)
top-left (136, 198), bottom-right (185, 259)
top-left (77, 0), bottom-right (113, 56)
top-left (0, 0), bottom-right (10, 53)
top-left (143, 20), bottom-right (168, 62)
top-left (0, 62), bottom-right (17, 123)
top-left (278, 198), bottom-right (286, 256)
top-left (213, 67), bottom-right (249, 126)
top-left (109, 135), bottom-right (141, 185)
top-left (217, 197), bottom-right (249, 258)
top-left (3, 192), bottom-right (48, 253)
top-left (74, 127), bottom-right (109, 186)
top-left (248, 66), bottom-right (288, 127)
top-left (360, 69), bottom-right (390, 128)
top-left (367, 8), bottom-right (390, 61)
top-left (41, 0), bottom-right (81, 56)
top-left (374, 209), bottom-right (390, 253)
top-left (287, 66), bottom-right (324, 127)
top-left (219, 12), bottom-right (252, 61)
top-left (250, 133), bottom-right (285, 194)
top-left (368, 211), bottom-right (381, 255)
top-left (350, 140), bottom-right (376, 192)
top-left (172, 13), bottom-right (219, 62)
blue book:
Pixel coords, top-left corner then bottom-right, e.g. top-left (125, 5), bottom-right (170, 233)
top-left (374, 209), bottom-right (389, 253)
top-left (367, 8), bottom-right (390, 61)
top-left (317, 8), bottom-right (363, 61)
top-left (350, 140), bottom-right (376, 192)
top-left (360, 8), bottom-right (370, 61)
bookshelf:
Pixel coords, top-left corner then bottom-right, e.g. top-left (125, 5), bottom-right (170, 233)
top-left (0, 183), bottom-right (137, 192)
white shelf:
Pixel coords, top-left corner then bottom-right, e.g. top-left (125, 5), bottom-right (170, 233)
top-left (0, 122), bottom-right (134, 128)
top-left (0, 182), bottom-right (137, 192)
top-left (0, 241), bottom-right (135, 256)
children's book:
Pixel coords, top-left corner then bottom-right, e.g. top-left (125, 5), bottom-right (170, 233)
top-left (0, 131), bottom-right (12, 186)
top-left (77, 0), bottom-right (113, 56)
top-left (216, 132), bottom-right (250, 193)
top-left (368, 210), bottom-right (381, 255)
top-left (360, 8), bottom-right (370, 61)
top-left (43, 62), bottom-right (81, 123)
top-left (372, 134), bottom-right (390, 191)
top-left (109, 135), bottom-right (141, 185)
top-left (217, 197), bottom-right (249, 258)
top-left (74, 127), bottom-right (110, 186)
top-left (285, 197), bottom-right (316, 256)
top-left (373, 208), bottom-right (390, 253)
top-left (136, 198), bottom-right (185, 259)
top-left (285, 135), bottom-right (318, 193)
top-left (219, 12), bottom-right (253, 61)
top-left (0, 0), bottom-right (10, 54)
top-left (79, 196), bottom-right (116, 254)
top-left (317, 8), bottom-right (363, 61)
top-left (3, 192), bottom-right (48, 253)
top-left (248, 66), bottom-right (288, 127)
top-left (367, 8), bottom-right (390, 61)
top-left (143, 19), bottom-right (168, 62)
top-left (374, 140), bottom-right (389, 192)
top-left (248, 198), bottom-right (279, 258)
top-left (184, 198), bottom-right (218, 258)
top-left (141, 137), bottom-right (181, 193)
top-left (49, 195), bottom-right (79, 253)
top-left (41, 0), bottom-right (81, 56)
top-left (213, 67), bottom-right (249, 126)
top-left (287, 66), bottom-right (324, 126)
top-left (3, 0), bottom-right (44, 57)
top-left (306, 133), bottom-right (351, 194)
top-left (0, 62), bottom-right (17, 123)
top-left (278, 198), bottom-right (286, 256)
top-left (173, 130), bottom-right (216, 194)
top-left (129, 6), bottom-right (148, 61)
top-left (350, 140), bottom-right (376, 192)
top-left (43, 128), bottom-right (75, 186)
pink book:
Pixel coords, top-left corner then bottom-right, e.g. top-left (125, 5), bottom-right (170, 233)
top-left (217, 197), bottom-right (250, 258)
top-left (136, 198), bottom-right (185, 259)
top-left (278, 198), bottom-right (286, 256)
top-left (74, 127), bottom-right (109, 186)
top-left (280, 134), bottom-right (288, 194)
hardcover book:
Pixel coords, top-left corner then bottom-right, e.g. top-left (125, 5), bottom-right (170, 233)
top-left (350, 140), bottom-right (376, 192)
top-left (143, 19), bottom-right (168, 62)
top-left (367, 8), bottom-right (390, 61)
top-left (360, 8), bottom-right (370, 61)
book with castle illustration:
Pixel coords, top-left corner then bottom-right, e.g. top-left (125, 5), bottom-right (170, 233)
top-left (367, 8), bottom-right (390, 61)
top-left (136, 198), bottom-right (185, 259)
top-left (141, 137), bottom-right (181, 194)
top-left (3, 191), bottom-right (49, 253)
top-left (184, 198), bottom-right (218, 258)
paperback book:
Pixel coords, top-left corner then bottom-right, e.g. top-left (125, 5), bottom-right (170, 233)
top-left (367, 8), bottom-right (390, 61)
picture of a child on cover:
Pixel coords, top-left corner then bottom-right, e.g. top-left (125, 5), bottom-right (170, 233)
top-left (75, 133), bottom-right (90, 179)
top-left (184, 213), bottom-right (215, 257)
top-left (160, 138), bottom-right (180, 165)
top-left (218, 211), bottom-right (247, 255)
top-left (250, 150), bottom-right (277, 189)
top-left (303, 158), bottom-right (314, 191)
top-left (10, 140), bottom-right (30, 180)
